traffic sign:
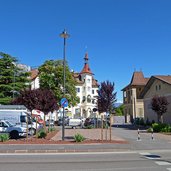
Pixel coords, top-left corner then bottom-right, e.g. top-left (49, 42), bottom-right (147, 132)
top-left (60, 98), bottom-right (68, 107)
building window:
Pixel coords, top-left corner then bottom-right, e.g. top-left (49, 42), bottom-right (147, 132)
top-left (124, 91), bottom-right (126, 97)
top-left (92, 90), bottom-right (94, 94)
top-left (159, 85), bottom-right (161, 90)
top-left (83, 87), bottom-right (86, 92)
top-left (76, 88), bottom-right (80, 93)
top-left (87, 79), bottom-right (90, 83)
top-left (82, 96), bottom-right (86, 103)
top-left (88, 86), bottom-right (91, 92)
top-left (87, 95), bottom-right (91, 103)
top-left (156, 85), bottom-right (158, 91)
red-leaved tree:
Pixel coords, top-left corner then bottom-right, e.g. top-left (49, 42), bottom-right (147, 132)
top-left (11, 88), bottom-right (58, 115)
top-left (151, 95), bottom-right (169, 123)
top-left (97, 80), bottom-right (117, 114)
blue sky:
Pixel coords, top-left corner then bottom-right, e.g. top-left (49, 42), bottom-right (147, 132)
top-left (1, 0), bottom-right (171, 102)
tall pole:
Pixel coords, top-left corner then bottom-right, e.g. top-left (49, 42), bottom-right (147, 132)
top-left (60, 29), bottom-right (70, 141)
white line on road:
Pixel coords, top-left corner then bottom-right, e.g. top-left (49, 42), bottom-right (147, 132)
top-left (0, 151), bottom-right (137, 156)
top-left (155, 161), bottom-right (171, 166)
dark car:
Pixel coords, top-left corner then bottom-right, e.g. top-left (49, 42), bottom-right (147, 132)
top-left (57, 117), bottom-right (69, 126)
top-left (84, 118), bottom-right (110, 128)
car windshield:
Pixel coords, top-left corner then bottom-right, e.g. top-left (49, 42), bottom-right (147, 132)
top-left (5, 120), bottom-right (15, 127)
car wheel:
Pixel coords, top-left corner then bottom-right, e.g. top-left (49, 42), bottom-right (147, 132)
top-left (29, 128), bottom-right (36, 135)
top-left (10, 131), bottom-right (19, 139)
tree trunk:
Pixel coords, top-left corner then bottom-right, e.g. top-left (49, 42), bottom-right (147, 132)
top-left (157, 113), bottom-right (162, 123)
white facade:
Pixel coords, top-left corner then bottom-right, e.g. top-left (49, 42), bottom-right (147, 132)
top-left (70, 73), bottom-right (98, 119)
top-left (31, 77), bottom-right (40, 90)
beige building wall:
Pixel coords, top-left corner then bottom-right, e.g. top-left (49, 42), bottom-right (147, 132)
top-left (123, 87), bottom-right (144, 123)
top-left (144, 79), bottom-right (171, 124)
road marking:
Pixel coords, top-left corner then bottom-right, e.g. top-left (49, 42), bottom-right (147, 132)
top-left (155, 161), bottom-right (171, 166)
top-left (139, 152), bottom-right (151, 155)
top-left (0, 151), bottom-right (137, 156)
top-left (167, 168), bottom-right (171, 171)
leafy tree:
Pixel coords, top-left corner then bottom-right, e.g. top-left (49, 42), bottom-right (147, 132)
top-left (97, 80), bottom-right (117, 114)
top-left (115, 104), bottom-right (124, 116)
top-left (38, 60), bottom-right (78, 106)
top-left (151, 95), bottom-right (169, 123)
top-left (11, 88), bottom-right (58, 115)
top-left (0, 52), bottom-right (30, 104)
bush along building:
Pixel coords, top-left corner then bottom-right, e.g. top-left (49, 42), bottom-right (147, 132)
top-left (30, 53), bottom-right (99, 119)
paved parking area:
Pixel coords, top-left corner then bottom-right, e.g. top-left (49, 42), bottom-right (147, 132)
top-left (52, 128), bottom-right (125, 141)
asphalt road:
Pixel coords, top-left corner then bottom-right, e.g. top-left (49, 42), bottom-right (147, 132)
top-left (0, 151), bottom-right (171, 171)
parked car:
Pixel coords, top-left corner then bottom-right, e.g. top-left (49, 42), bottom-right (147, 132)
top-left (84, 118), bottom-right (110, 128)
top-left (0, 119), bottom-right (27, 139)
top-left (45, 119), bottom-right (55, 127)
top-left (57, 117), bottom-right (69, 126)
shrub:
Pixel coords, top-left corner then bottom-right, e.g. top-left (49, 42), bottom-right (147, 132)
top-left (161, 125), bottom-right (171, 132)
top-left (48, 127), bottom-right (56, 132)
top-left (37, 129), bottom-right (47, 138)
top-left (74, 133), bottom-right (85, 142)
top-left (152, 123), bottom-right (167, 132)
top-left (0, 133), bottom-right (9, 142)
top-left (85, 125), bottom-right (94, 129)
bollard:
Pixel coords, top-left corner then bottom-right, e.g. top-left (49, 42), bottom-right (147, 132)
top-left (137, 129), bottom-right (141, 141)
top-left (151, 128), bottom-right (154, 140)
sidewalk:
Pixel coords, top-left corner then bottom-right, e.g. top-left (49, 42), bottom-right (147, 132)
top-left (52, 128), bottom-right (126, 142)
top-left (0, 128), bottom-right (129, 153)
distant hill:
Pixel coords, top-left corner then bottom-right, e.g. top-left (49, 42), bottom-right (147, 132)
top-left (114, 102), bottom-right (123, 108)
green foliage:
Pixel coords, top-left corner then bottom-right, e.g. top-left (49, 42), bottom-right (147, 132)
top-left (74, 133), bottom-right (85, 142)
top-left (152, 123), bottom-right (167, 132)
top-left (0, 133), bottom-right (9, 142)
top-left (115, 104), bottom-right (124, 116)
top-left (0, 52), bottom-right (30, 104)
top-left (48, 127), bottom-right (56, 132)
top-left (38, 60), bottom-right (78, 107)
top-left (37, 129), bottom-right (47, 138)
top-left (85, 125), bottom-right (94, 129)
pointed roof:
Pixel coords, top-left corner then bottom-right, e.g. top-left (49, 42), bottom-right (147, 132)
top-left (122, 71), bottom-right (149, 91)
top-left (80, 53), bottom-right (93, 75)
top-left (30, 69), bottom-right (39, 80)
top-left (130, 71), bottom-right (148, 85)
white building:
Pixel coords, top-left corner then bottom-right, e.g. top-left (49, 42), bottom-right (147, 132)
top-left (30, 53), bottom-right (99, 119)
top-left (70, 53), bottom-right (99, 118)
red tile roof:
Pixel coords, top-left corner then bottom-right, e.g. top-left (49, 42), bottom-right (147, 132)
top-left (154, 75), bottom-right (171, 85)
top-left (130, 71), bottom-right (148, 85)
top-left (80, 53), bottom-right (93, 75)
top-left (30, 69), bottom-right (39, 80)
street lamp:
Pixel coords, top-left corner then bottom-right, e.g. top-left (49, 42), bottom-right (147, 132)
top-left (60, 29), bottom-right (70, 141)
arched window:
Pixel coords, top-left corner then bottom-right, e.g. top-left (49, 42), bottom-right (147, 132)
top-left (82, 96), bottom-right (86, 103)
top-left (87, 95), bottom-right (91, 103)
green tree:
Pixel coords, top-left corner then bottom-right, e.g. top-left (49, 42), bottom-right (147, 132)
top-left (151, 95), bottom-right (169, 123)
top-left (38, 60), bottom-right (78, 106)
top-left (115, 104), bottom-right (124, 116)
top-left (0, 52), bottom-right (30, 104)
top-left (97, 80), bottom-right (117, 114)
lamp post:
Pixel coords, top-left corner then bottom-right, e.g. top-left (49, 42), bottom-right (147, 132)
top-left (60, 29), bottom-right (70, 141)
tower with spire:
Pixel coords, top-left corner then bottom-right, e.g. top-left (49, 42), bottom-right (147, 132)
top-left (71, 53), bottom-right (99, 118)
